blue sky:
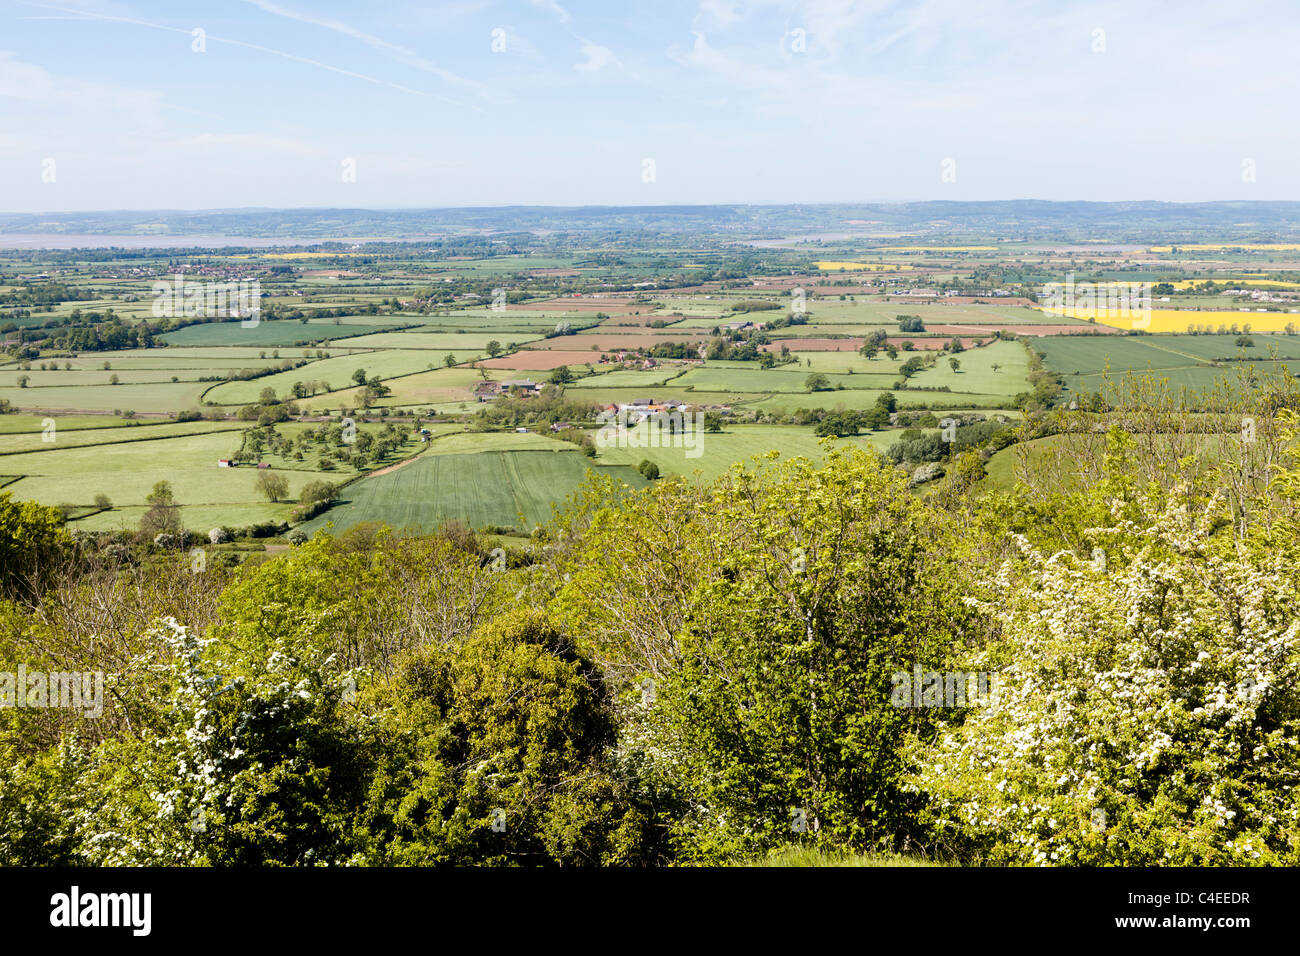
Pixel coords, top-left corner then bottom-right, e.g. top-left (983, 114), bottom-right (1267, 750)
top-left (1, 0), bottom-right (1297, 212)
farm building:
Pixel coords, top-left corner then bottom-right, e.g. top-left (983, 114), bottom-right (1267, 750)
top-left (501, 380), bottom-right (541, 394)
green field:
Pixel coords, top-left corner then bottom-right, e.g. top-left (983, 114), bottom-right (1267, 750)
top-left (0, 380), bottom-right (210, 414)
top-left (0, 419), bottom-right (240, 455)
top-left (1037, 334), bottom-right (1300, 398)
top-left (593, 424), bottom-right (901, 481)
top-left (161, 320), bottom-right (405, 347)
top-left (0, 428), bottom-right (335, 529)
top-left (906, 339), bottom-right (1030, 394)
top-left (301, 447), bottom-right (648, 534)
top-left (202, 349), bottom-right (471, 405)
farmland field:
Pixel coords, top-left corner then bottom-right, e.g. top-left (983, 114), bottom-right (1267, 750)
top-left (161, 320), bottom-right (405, 347)
top-left (4, 210), bottom-right (1298, 542)
top-left (300, 447), bottom-right (647, 534)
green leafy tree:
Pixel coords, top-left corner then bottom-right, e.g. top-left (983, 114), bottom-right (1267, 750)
top-left (255, 470), bottom-right (290, 503)
top-left (0, 492), bottom-right (71, 598)
top-left (139, 480), bottom-right (181, 538)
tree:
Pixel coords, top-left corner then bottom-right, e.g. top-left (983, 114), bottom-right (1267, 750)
top-left (556, 448), bottom-right (974, 861)
top-left (367, 610), bottom-right (654, 865)
top-left (444, 353), bottom-right (457, 368)
top-left (815, 411), bottom-right (864, 436)
top-left (703, 412), bottom-right (724, 433)
top-left (352, 368), bottom-right (368, 386)
top-left (805, 373), bottom-right (831, 392)
top-left (93, 494), bottom-right (112, 511)
top-left (255, 470), bottom-right (289, 503)
top-left (485, 340), bottom-right (502, 358)
top-left (898, 356), bottom-right (925, 378)
top-left (299, 480), bottom-right (339, 507)
top-left (140, 481), bottom-right (181, 538)
top-left (948, 357), bottom-right (961, 373)
top-left (0, 492), bottom-right (70, 598)
top-left (638, 459), bottom-right (660, 480)
top-left (861, 405), bottom-right (890, 431)
top-left (549, 365), bottom-right (573, 385)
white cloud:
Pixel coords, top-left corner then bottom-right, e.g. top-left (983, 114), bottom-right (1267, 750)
top-left (0, 50), bottom-right (163, 126)
top-left (574, 41), bottom-right (617, 72)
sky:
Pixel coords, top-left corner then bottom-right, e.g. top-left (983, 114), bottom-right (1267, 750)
top-left (0, 0), bottom-right (1298, 212)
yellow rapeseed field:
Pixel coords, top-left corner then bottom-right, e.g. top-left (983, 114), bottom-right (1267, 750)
top-left (1168, 278), bottom-right (1300, 290)
top-left (1038, 307), bottom-right (1300, 332)
top-left (222, 252), bottom-right (367, 259)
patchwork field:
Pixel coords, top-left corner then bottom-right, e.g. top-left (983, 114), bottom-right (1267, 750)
top-left (300, 447), bottom-right (648, 534)
top-left (8, 231), bottom-right (1295, 543)
top-left (1037, 334), bottom-right (1300, 398)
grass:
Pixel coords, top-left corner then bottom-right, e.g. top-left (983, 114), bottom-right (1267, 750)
top-left (2, 428), bottom-right (336, 529)
top-left (324, 330), bottom-right (540, 351)
top-left (0, 420), bottom-right (241, 455)
top-left (674, 366), bottom-right (899, 393)
top-left (0, 380), bottom-right (211, 414)
top-left (0, 414), bottom-right (135, 433)
top-left (737, 846), bottom-right (947, 867)
top-left (906, 339), bottom-right (1030, 396)
top-left (1036, 334), bottom-right (1300, 399)
top-left (594, 424), bottom-right (899, 482)
top-left (161, 320), bottom-right (404, 347)
top-left (301, 447), bottom-right (647, 534)
top-left (202, 348), bottom-right (463, 405)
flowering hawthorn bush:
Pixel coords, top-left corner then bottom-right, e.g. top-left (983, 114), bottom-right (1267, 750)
top-left (914, 494), bottom-right (1300, 865)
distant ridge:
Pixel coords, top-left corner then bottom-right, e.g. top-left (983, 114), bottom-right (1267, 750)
top-left (4, 201), bottom-right (1300, 243)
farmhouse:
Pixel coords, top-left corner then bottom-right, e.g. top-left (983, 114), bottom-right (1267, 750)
top-left (217, 459), bottom-right (232, 467)
top-left (501, 379), bottom-right (541, 394)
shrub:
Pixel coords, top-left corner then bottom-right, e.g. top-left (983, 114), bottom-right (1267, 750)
top-left (915, 499), bottom-right (1300, 865)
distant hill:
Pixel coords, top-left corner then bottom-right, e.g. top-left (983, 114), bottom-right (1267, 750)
top-left (4, 200), bottom-right (1300, 243)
